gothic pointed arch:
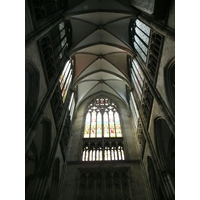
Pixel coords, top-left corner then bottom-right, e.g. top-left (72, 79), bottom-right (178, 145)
top-left (154, 117), bottom-right (175, 188)
top-left (164, 57), bottom-right (175, 113)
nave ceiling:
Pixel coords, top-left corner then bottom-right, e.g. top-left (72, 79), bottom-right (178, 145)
top-left (64, 0), bottom-right (137, 108)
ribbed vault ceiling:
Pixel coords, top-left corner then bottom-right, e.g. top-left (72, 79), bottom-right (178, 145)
top-left (65, 0), bottom-right (136, 108)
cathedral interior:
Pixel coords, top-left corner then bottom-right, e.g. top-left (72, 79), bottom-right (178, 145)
top-left (25, 0), bottom-right (175, 199)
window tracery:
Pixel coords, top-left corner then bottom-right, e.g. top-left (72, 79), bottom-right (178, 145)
top-left (82, 97), bottom-right (125, 161)
top-left (84, 97), bottom-right (122, 138)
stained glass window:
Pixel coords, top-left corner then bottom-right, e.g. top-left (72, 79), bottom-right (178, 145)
top-left (83, 97), bottom-right (122, 138)
top-left (82, 97), bottom-right (125, 161)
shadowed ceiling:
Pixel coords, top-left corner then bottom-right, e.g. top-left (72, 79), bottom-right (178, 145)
top-left (65, 0), bottom-right (137, 108)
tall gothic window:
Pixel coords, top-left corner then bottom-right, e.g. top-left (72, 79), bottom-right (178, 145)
top-left (51, 59), bottom-right (73, 124)
top-left (130, 19), bottom-right (150, 63)
top-left (59, 60), bottom-right (72, 103)
top-left (82, 97), bottom-right (125, 161)
top-left (130, 58), bottom-right (144, 100)
top-left (39, 20), bottom-right (71, 82)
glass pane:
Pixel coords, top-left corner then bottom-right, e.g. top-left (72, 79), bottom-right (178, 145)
top-left (131, 70), bottom-right (142, 99)
top-left (97, 112), bottom-right (102, 138)
top-left (132, 61), bottom-right (144, 88)
top-left (100, 98), bottom-right (104, 105)
top-left (104, 112), bottom-right (109, 137)
top-left (121, 147), bottom-right (125, 160)
top-left (84, 125), bottom-right (90, 138)
top-left (93, 149), bottom-right (95, 161)
top-left (114, 148), bottom-right (118, 160)
top-left (85, 147), bottom-right (89, 161)
top-left (134, 42), bottom-right (146, 62)
top-left (135, 19), bottom-right (150, 36)
top-left (100, 148), bottom-right (102, 161)
top-left (59, 60), bottom-right (70, 89)
top-left (62, 73), bottom-right (72, 103)
top-left (96, 149), bottom-right (100, 161)
top-left (89, 150), bottom-right (92, 161)
top-left (60, 29), bottom-right (66, 40)
top-left (59, 22), bottom-right (65, 31)
top-left (84, 113), bottom-right (90, 138)
top-left (111, 148), bottom-right (114, 160)
top-left (61, 37), bottom-right (67, 48)
top-left (135, 27), bottom-right (149, 45)
top-left (109, 110), bottom-right (115, 137)
top-left (104, 147), bottom-right (108, 160)
top-left (108, 148), bottom-right (111, 160)
top-left (114, 112), bottom-right (122, 137)
top-left (134, 35), bottom-right (148, 55)
top-left (82, 148), bottom-right (86, 161)
top-left (90, 111), bottom-right (96, 138)
top-left (118, 147), bottom-right (121, 160)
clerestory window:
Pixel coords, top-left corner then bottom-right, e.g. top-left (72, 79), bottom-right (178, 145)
top-left (82, 97), bottom-right (125, 161)
top-left (130, 19), bottom-right (150, 63)
top-left (59, 60), bottom-right (72, 103)
top-left (130, 58), bottom-right (144, 100)
top-left (39, 20), bottom-right (71, 82)
top-left (83, 97), bottom-right (122, 138)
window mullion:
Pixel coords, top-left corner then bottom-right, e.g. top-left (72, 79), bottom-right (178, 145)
top-left (95, 112), bottom-right (97, 138)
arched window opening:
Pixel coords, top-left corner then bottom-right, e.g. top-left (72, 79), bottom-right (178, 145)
top-left (51, 59), bottom-right (73, 124)
top-left (164, 58), bottom-right (175, 113)
top-left (82, 97), bottom-right (125, 161)
top-left (129, 19), bottom-right (163, 80)
top-left (155, 118), bottom-right (175, 176)
top-left (130, 19), bottom-right (150, 63)
top-left (130, 58), bottom-right (144, 101)
top-left (39, 20), bottom-right (72, 82)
